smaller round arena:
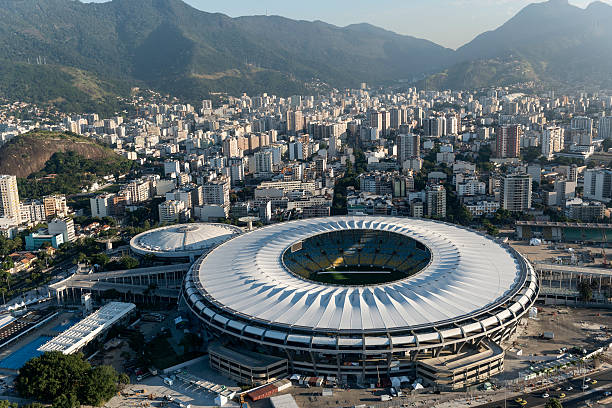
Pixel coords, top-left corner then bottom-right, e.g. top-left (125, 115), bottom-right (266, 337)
top-left (130, 223), bottom-right (242, 259)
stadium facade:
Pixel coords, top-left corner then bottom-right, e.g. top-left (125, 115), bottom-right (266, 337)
top-left (182, 216), bottom-right (538, 389)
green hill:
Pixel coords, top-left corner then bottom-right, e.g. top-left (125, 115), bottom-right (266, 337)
top-left (0, 131), bottom-right (135, 198)
top-left (418, 58), bottom-right (541, 91)
top-left (0, 61), bottom-right (131, 114)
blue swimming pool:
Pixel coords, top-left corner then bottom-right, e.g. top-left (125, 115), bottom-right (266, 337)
top-left (0, 336), bottom-right (53, 370)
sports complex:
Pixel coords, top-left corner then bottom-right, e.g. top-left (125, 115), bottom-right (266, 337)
top-left (182, 216), bottom-right (539, 389)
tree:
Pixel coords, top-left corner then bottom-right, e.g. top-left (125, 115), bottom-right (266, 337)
top-left (579, 280), bottom-right (593, 302)
top-left (545, 398), bottom-right (563, 408)
top-left (53, 393), bottom-right (80, 408)
top-left (16, 351), bottom-right (121, 407)
top-left (117, 255), bottom-right (139, 270)
top-left (89, 253), bottom-right (110, 267)
top-left (118, 373), bottom-right (130, 385)
top-left (79, 365), bottom-right (119, 406)
top-left (16, 352), bottom-right (89, 402)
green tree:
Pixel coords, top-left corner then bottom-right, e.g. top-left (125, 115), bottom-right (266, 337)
top-left (79, 365), bottom-right (119, 406)
top-left (52, 393), bottom-right (80, 408)
top-left (75, 252), bottom-right (87, 264)
top-left (545, 398), bottom-right (563, 408)
top-left (119, 256), bottom-right (139, 270)
top-left (16, 352), bottom-right (90, 402)
top-left (16, 351), bottom-right (121, 407)
top-left (118, 373), bottom-right (130, 385)
top-left (89, 253), bottom-right (110, 267)
top-left (579, 280), bottom-right (593, 302)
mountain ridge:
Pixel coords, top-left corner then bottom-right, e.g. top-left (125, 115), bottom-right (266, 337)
top-left (0, 0), bottom-right (611, 107)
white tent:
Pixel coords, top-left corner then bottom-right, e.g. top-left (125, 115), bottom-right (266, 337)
top-left (412, 382), bottom-right (424, 390)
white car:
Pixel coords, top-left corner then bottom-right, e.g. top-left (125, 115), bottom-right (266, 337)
top-left (582, 384), bottom-right (589, 390)
top-left (542, 393), bottom-right (550, 398)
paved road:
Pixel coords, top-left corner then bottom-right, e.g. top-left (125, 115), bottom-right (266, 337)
top-left (476, 368), bottom-right (612, 408)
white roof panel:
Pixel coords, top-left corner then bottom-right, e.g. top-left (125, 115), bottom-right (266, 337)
top-left (194, 216), bottom-right (525, 332)
top-left (130, 223), bottom-right (241, 258)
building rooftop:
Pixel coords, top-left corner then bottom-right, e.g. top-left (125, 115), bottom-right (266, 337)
top-left (192, 216), bottom-right (528, 332)
top-left (38, 302), bottom-right (135, 354)
top-left (130, 223), bottom-right (242, 258)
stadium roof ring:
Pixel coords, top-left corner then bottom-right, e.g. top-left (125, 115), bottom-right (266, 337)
top-left (182, 216), bottom-right (539, 382)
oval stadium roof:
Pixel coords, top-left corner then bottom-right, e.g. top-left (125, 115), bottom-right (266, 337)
top-left (193, 216), bottom-right (528, 332)
top-left (130, 223), bottom-right (242, 258)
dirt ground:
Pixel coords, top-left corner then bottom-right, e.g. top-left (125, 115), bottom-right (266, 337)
top-left (104, 356), bottom-right (241, 408)
top-left (500, 305), bottom-right (612, 380)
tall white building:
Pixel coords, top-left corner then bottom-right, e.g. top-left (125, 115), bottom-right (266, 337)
top-left (598, 116), bottom-right (612, 140)
top-left (397, 133), bottom-right (420, 164)
top-left (0, 175), bottom-right (20, 224)
top-left (583, 168), bottom-right (612, 202)
top-left (227, 157), bottom-right (245, 186)
top-left (20, 201), bottom-right (46, 224)
top-left (48, 218), bottom-right (76, 243)
top-left (328, 133), bottom-right (339, 158)
top-left (289, 141), bottom-right (304, 161)
top-left (541, 126), bottom-right (564, 159)
top-left (202, 177), bottom-right (230, 208)
top-left (158, 200), bottom-right (186, 224)
top-left (90, 194), bottom-right (114, 218)
top-left (426, 185), bottom-right (446, 218)
top-left (500, 174), bottom-right (532, 211)
top-left (164, 160), bottom-right (181, 176)
top-left (424, 117), bottom-right (446, 137)
top-left (570, 116), bottom-right (593, 146)
top-left (254, 151), bottom-right (274, 176)
top-left (446, 116), bottom-right (458, 135)
top-left (126, 179), bottom-right (151, 204)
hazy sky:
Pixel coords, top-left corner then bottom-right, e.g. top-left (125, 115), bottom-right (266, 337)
top-left (84, 0), bottom-right (611, 49)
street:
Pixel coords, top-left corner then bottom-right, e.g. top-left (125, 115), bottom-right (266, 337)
top-left (476, 368), bottom-right (612, 408)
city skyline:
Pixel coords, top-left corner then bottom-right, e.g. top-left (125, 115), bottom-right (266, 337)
top-left (84, 0), bottom-right (611, 49)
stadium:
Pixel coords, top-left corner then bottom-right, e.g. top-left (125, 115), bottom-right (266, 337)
top-left (129, 223), bottom-right (242, 260)
top-left (182, 216), bottom-right (539, 389)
